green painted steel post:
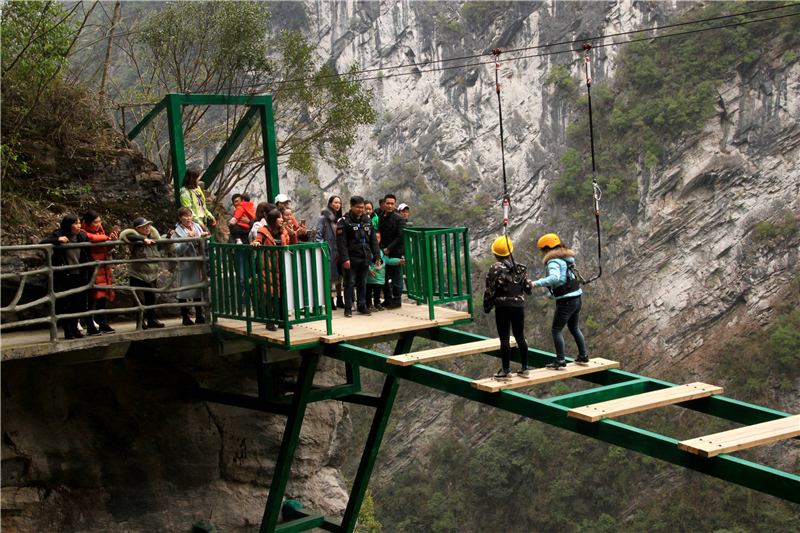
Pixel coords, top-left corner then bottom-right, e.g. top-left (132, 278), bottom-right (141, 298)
top-left (338, 374), bottom-right (401, 533)
top-left (165, 94), bottom-right (187, 209)
top-left (259, 354), bottom-right (320, 533)
top-left (424, 234), bottom-right (435, 320)
top-left (463, 229), bottom-right (473, 317)
top-left (208, 239), bottom-right (218, 325)
top-left (259, 99), bottom-right (281, 201)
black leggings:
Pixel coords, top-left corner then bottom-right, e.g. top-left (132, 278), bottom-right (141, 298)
top-left (365, 284), bottom-right (382, 306)
top-left (495, 306), bottom-right (529, 370)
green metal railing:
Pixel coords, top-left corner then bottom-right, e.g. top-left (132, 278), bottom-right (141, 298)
top-left (208, 241), bottom-right (332, 346)
top-left (403, 227), bottom-right (473, 320)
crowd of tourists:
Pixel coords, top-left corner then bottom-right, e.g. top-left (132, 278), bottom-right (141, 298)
top-left (39, 167), bottom-right (415, 338)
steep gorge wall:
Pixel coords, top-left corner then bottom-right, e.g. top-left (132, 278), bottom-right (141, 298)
top-left (294, 0), bottom-right (799, 369)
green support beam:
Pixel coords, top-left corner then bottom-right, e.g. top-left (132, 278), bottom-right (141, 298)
top-left (126, 96), bottom-right (167, 142)
top-left (201, 106), bottom-right (261, 188)
top-left (165, 94), bottom-right (187, 208)
top-left (259, 354), bottom-right (320, 533)
top-left (339, 337), bottom-right (414, 533)
top-left (259, 102), bottom-right (280, 203)
top-left (323, 341), bottom-right (800, 504)
top-left (125, 93), bottom-right (282, 210)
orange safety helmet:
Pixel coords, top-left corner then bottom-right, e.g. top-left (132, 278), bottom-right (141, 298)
top-left (537, 233), bottom-right (561, 249)
top-left (491, 236), bottom-right (513, 257)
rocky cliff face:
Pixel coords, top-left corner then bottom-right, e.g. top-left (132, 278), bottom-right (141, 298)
top-left (286, 0), bottom-right (799, 495)
top-left (1, 338), bottom-right (352, 533)
top-left (293, 0), bottom-right (798, 368)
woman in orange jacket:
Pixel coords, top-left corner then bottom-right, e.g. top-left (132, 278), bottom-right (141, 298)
top-left (252, 210), bottom-right (298, 330)
top-left (80, 210), bottom-right (118, 335)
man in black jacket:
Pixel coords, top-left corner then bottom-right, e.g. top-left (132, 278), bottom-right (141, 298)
top-left (337, 196), bottom-right (381, 317)
top-left (378, 194), bottom-right (406, 308)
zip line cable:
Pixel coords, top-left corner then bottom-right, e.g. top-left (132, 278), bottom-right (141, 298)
top-left (114, 6), bottom-right (800, 107)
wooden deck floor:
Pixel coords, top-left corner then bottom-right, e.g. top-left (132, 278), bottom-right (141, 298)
top-left (213, 304), bottom-right (471, 346)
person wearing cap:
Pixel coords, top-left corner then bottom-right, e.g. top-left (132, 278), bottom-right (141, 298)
top-left (337, 196), bottom-right (381, 318)
top-left (532, 233), bottom-right (587, 370)
top-left (120, 217), bottom-right (168, 329)
top-left (483, 236), bottom-right (534, 379)
top-left (180, 168), bottom-right (216, 231)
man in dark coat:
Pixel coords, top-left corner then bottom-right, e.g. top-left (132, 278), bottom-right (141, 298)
top-left (337, 196), bottom-right (381, 317)
top-left (378, 194), bottom-right (406, 308)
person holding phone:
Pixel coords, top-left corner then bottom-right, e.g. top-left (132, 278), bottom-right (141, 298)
top-left (280, 206), bottom-right (308, 242)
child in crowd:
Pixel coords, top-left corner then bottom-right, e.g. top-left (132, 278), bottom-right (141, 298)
top-left (229, 193), bottom-right (255, 244)
top-left (366, 231), bottom-right (404, 311)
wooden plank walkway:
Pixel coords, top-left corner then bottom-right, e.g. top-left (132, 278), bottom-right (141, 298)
top-left (387, 338), bottom-right (515, 366)
top-left (568, 382), bottom-right (724, 422)
top-left (678, 415), bottom-right (800, 458)
top-left (472, 358), bottom-right (619, 392)
top-left (213, 305), bottom-right (471, 346)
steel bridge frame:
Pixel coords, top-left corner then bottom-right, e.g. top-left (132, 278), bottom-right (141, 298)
top-left (126, 94), bottom-right (281, 208)
top-left (198, 326), bottom-right (800, 533)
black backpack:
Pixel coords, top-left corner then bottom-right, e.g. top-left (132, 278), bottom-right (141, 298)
top-left (550, 260), bottom-right (580, 297)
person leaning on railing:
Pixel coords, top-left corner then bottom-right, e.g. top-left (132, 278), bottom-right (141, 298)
top-left (80, 210), bottom-right (119, 335)
top-left (120, 217), bottom-right (168, 330)
top-left (252, 210), bottom-right (298, 331)
top-left (39, 214), bottom-right (91, 340)
top-left (172, 207), bottom-right (209, 326)
top-left (314, 195), bottom-right (345, 310)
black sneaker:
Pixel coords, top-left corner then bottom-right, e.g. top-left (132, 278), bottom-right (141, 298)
top-left (574, 355), bottom-right (590, 366)
top-left (266, 324), bottom-right (278, 331)
top-left (344, 307), bottom-right (352, 318)
top-left (493, 368), bottom-right (513, 379)
top-left (182, 316), bottom-right (194, 326)
top-left (99, 324), bottom-right (116, 334)
top-left (357, 306), bottom-right (372, 316)
top-left (386, 302), bottom-right (402, 309)
top-left (516, 367), bottom-right (531, 377)
top-left (373, 304), bottom-right (386, 312)
top-left (86, 327), bottom-right (102, 337)
top-left (147, 318), bottom-right (166, 329)
top-left (545, 359), bottom-right (567, 371)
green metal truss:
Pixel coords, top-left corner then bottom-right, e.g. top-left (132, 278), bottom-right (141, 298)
top-left (195, 328), bottom-right (797, 533)
top-left (127, 94), bottom-right (281, 208)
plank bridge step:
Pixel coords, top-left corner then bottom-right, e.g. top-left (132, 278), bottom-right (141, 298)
top-left (387, 338), bottom-right (516, 367)
top-left (472, 357), bottom-right (619, 393)
top-left (568, 382), bottom-right (724, 422)
top-left (678, 414), bottom-right (800, 458)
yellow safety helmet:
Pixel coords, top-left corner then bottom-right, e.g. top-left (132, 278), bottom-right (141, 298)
top-left (491, 236), bottom-right (513, 257)
top-left (537, 233), bottom-right (561, 249)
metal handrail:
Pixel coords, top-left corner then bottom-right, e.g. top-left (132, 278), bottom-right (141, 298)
top-left (0, 236), bottom-right (210, 342)
top-left (209, 240), bottom-right (332, 346)
top-left (403, 227), bottom-right (473, 320)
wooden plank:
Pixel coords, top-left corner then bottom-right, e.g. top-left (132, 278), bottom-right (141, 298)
top-left (387, 338), bottom-right (517, 366)
top-left (472, 358), bottom-right (620, 392)
top-left (678, 415), bottom-right (800, 458)
top-left (568, 382), bottom-right (724, 422)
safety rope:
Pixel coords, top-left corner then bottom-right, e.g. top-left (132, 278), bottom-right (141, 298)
top-left (582, 43), bottom-right (602, 285)
top-left (492, 48), bottom-right (511, 238)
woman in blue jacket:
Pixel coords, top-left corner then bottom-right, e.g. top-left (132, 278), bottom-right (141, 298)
top-left (532, 233), bottom-right (588, 370)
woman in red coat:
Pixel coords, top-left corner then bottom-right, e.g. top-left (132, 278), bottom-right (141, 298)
top-left (81, 210), bottom-right (119, 335)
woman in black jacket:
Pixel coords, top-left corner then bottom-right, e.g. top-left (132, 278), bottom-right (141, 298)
top-left (40, 214), bottom-right (91, 339)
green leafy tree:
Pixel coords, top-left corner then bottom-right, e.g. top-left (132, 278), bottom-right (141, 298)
top-left (128, 0), bottom-right (376, 200)
top-left (355, 489), bottom-right (382, 533)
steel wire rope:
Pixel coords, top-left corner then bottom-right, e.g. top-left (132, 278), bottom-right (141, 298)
top-left (114, 5), bottom-right (800, 107)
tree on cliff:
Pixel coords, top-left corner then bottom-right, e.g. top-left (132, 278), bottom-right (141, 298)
top-left (123, 1), bottom-right (376, 201)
